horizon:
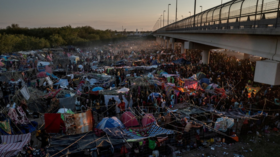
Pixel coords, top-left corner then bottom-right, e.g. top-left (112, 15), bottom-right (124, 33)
top-left (0, 0), bottom-right (231, 31)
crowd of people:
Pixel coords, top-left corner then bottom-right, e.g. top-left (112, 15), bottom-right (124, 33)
top-left (0, 39), bottom-right (279, 157)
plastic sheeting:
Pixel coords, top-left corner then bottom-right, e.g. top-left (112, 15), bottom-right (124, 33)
top-left (59, 97), bottom-right (76, 110)
top-left (47, 132), bottom-right (124, 156)
top-left (55, 79), bottom-right (69, 87)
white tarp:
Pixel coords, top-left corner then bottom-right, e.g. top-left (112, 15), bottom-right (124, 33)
top-left (117, 87), bottom-right (130, 93)
top-left (87, 78), bottom-right (98, 85)
top-left (67, 74), bottom-right (74, 79)
top-left (20, 86), bottom-right (30, 100)
top-left (45, 76), bottom-right (53, 86)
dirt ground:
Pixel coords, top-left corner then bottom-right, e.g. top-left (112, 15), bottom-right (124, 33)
top-left (175, 133), bottom-right (280, 157)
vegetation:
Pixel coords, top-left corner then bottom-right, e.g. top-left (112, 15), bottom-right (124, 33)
top-left (0, 24), bottom-right (127, 53)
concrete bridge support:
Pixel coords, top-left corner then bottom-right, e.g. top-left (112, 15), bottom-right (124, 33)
top-left (244, 53), bottom-right (250, 60)
top-left (201, 50), bottom-right (210, 64)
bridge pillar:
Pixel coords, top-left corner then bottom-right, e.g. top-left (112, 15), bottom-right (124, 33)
top-left (169, 38), bottom-right (174, 50)
top-left (201, 50), bottom-right (210, 64)
top-left (181, 43), bottom-right (185, 54)
top-left (244, 53), bottom-right (250, 60)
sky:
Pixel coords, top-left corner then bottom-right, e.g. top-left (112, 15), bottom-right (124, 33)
top-left (0, 0), bottom-right (232, 31)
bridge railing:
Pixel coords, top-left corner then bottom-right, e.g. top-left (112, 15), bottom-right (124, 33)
top-left (154, 0), bottom-right (280, 32)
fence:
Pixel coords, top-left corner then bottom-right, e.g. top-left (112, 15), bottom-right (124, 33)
top-left (154, 0), bottom-right (280, 32)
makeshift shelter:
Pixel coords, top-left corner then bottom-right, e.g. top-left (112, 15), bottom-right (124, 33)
top-left (125, 122), bottom-right (174, 142)
top-left (0, 133), bottom-right (31, 157)
top-left (96, 117), bottom-right (124, 130)
top-left (214, 117), bottom-right (234, 132)
top-left (142, 113), bottom-right (156, 126)
top-left (121, 111), bottom-right (139, 127)
top-left (47, 132), bottom-right (124, 157)
top-left (64, 110), bottom-right (93, 135)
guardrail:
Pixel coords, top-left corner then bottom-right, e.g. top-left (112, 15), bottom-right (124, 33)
top-left (154, 0), bottom-right (280, 32)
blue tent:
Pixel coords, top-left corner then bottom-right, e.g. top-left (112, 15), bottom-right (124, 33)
top-left (173, 58), bottom-right (191, 65)
top-left (200, 78), bottom-right (210, 85)
top-left (92, 87), bottom-right (103, 91)
top-left (96, 117), bottom-right (124, 130)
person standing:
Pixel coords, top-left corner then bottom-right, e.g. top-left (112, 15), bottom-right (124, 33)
top-left (117, 99), bottom-right (126, 115)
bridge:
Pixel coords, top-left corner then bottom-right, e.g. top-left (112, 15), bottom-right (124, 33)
top-left (152, 0), bottom-right (280, 85)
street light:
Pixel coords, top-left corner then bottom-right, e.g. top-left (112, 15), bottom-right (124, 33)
top-left (168, 4), bottom-right (171, 25)
top-left (175, 0), bottom-right (178, 22)
top-left (189, 11), bottom-right (191, 16)
top-left (160, 15), bottom-right (162, 28)
top-left (163, 10), bottom-right (166, 27)
top-left (200, 6), bottom-right (203, 12)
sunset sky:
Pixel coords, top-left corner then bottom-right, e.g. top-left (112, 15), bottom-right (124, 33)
top-left (0, 0), bottom-right (231, 31)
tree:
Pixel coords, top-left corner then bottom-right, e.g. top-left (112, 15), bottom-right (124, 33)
top-left (49, 34), bottom-right (65, 47)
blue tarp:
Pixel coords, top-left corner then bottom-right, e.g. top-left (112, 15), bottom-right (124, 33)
top-left (55, 79), bottom-right (69, 87)
top-left (96, 117), bottom-right (124, 130)
top-left (46, 72), bottom-right (58, 79)
top-left (92, 87), bottom-right (103, 91)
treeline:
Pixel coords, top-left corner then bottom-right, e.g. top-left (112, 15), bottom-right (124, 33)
top-left (0, 24), bottom-right (126, 53)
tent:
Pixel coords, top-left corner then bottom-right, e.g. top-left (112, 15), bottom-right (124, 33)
top-left (96, 117), bottom-right (124, 130)
top-left (0, 133), bottom-right (31, 157)
top-left (37, 72), bottom-right (47, 78)
top-left (121, 111), bottom-right (139, 127)
top-left (173, 58), bottom-right (190, 65)
top-left (200, 78), bottom-right (210, 85)
top-left (92, 87), bottom-right (104, 91)
top-left (148, 92), bottom-right (161, 99)
top-left (142, 114), bottom-right (156, 126)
